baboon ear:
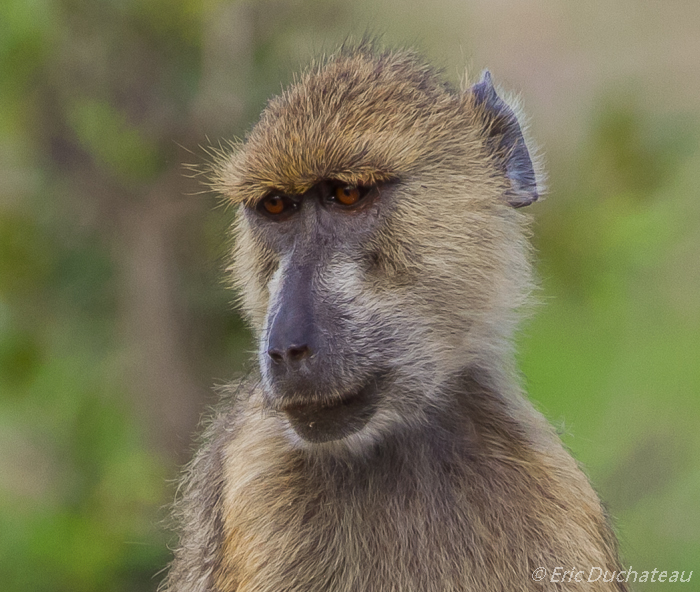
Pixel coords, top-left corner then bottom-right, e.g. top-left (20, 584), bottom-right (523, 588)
top-left (470, 70), bottom-right (538, 208)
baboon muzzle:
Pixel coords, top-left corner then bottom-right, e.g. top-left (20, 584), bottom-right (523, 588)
top-left (266, 263), bottom-right (317, 371)
top-left (264, 262), bottom-right (380, 443)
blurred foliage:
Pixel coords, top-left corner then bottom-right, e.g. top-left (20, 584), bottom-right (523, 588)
top-left (1, 0), bottom-right (698, 591)
top-left (520, 96), bottom-right (700, 584)
top-left (0, 0), bottom-right (208, 589)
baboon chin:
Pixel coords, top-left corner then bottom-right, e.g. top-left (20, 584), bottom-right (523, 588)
top-left (163, 44), bottom-right (628, 592)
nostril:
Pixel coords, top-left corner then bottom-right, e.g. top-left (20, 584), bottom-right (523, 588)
top-left (267, 345), bottom-right (310, 365)
top-left (287, 345), bottom-right (310, 362)
top-left (268, 349), bottom-right (285, 363)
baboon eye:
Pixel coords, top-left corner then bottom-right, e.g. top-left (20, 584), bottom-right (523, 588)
top-left (329, 184), bottom-right (371, 208)
top-left (257, 194), bottom-right (298, 219)
top-left (262, 195), bottom-right (285, 214)
top-left (335, 185), bottom-right (361, 206)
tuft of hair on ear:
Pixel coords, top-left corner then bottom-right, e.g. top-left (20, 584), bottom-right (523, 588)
top-left (468, 70), bottom-right (546, 207)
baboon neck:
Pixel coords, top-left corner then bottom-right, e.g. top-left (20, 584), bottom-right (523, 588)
top-left (308, 368), bottom-right (539, 492)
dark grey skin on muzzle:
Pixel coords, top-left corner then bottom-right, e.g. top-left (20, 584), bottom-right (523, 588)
top-left (246, 181), bottom-right (389, 443)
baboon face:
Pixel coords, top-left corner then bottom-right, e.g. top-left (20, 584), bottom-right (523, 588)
top-left (216, 49), bottom-right (538, 449)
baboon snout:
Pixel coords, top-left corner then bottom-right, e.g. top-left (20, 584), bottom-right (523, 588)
top-left (266, 309), bottom-right (315, 372)
top-left (265, 263), bottom-right (317, 373)
top-left (267, 344), bottom-right (311, 366)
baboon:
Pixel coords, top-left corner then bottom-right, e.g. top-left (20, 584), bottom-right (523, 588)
top-left (163, 45), bottom-right (628, 591)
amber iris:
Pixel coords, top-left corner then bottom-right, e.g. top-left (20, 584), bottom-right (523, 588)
top-left (262, 195), bottom-right (285, 215)
top-left (335, 185), bottom-right (361, 206)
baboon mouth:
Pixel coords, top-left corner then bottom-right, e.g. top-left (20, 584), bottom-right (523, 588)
top-left (281, 381), bottom-right (380, 444)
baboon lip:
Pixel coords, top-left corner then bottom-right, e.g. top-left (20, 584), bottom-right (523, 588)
top-left (282, 390), bottom-right (364, 414)
top-left (282, 379), bottom-right (381, 444)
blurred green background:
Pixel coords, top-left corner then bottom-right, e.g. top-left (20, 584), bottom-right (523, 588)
top-left (1, 0), bottom-right (698, 590)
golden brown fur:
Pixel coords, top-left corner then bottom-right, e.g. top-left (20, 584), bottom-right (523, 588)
top-left (162, 44), bottom-right (627, 592)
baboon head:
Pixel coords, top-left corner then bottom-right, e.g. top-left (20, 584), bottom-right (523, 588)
top-left (212, 46), bottom-right (540, 451)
